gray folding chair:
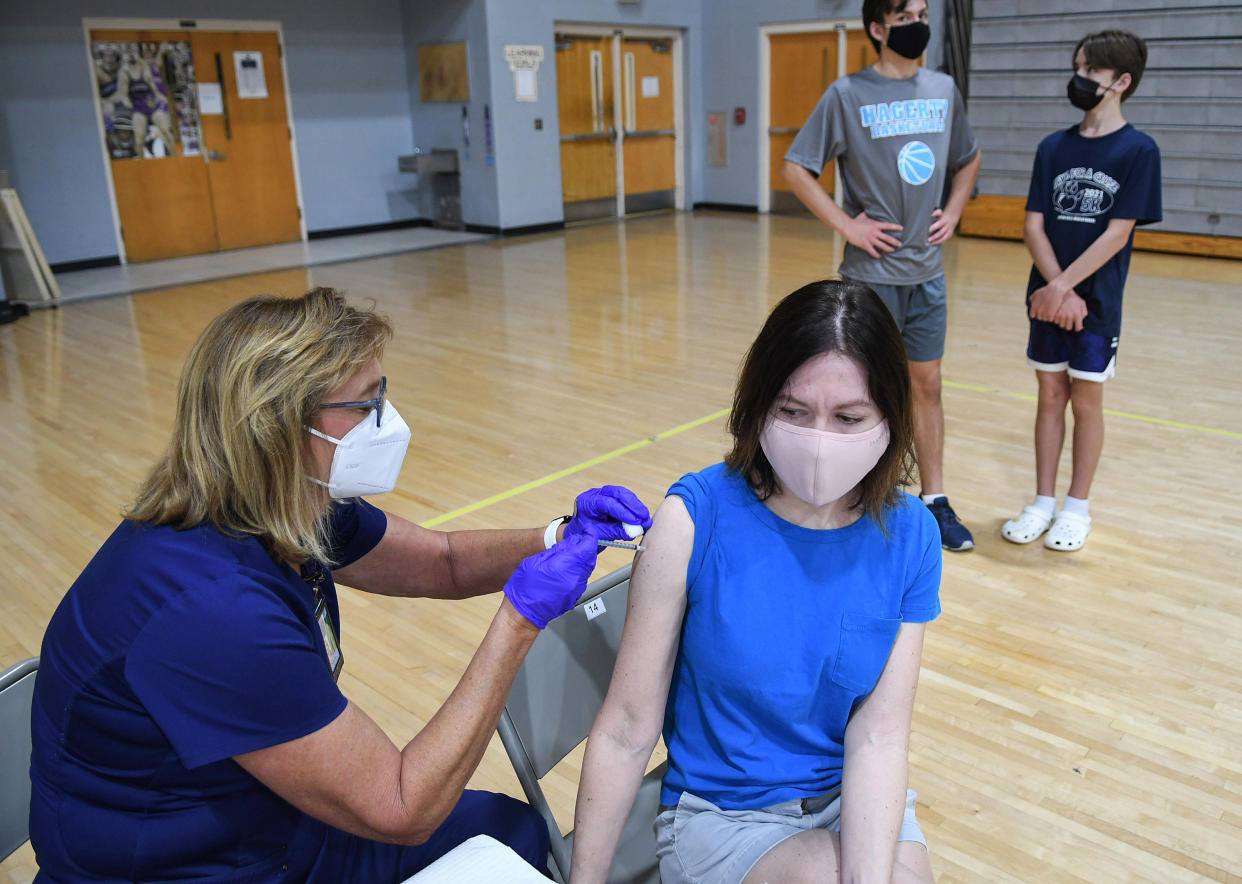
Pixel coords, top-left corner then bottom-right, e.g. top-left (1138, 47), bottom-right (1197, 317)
top-left (0, 657), bottom-right (38, 861)
top-left (498, 563), bottom-right (666, 884)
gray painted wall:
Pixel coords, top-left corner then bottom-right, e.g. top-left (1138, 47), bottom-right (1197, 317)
top-left (401, 0), bottom-right (495, 226)
top-left (445, 0), bottom-right (950, 224)
top-left (401, 0), bottom-right (705, 230)
top-left (0, 0), bottom-right (416, 264)
top-left (485, 0), bottom-right (706, 230)
top-left (0, 0), bottom-right (979, 265)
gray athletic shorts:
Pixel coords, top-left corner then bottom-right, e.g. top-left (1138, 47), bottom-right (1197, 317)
top-left (654, 788), bottom-right (926, 884)
top-left (847, 275), bottom-right (947, 363)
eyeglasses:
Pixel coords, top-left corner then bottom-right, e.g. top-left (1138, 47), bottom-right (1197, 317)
top-left (319, 376), bottom-right (387, 427)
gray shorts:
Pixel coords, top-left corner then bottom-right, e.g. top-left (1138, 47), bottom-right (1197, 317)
top-left (847, 275), bottom-right (947, 363)
top-left (654, 788), bottom-right (925, 884)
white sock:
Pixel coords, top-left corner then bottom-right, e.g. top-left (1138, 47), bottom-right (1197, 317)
top-left (1032, 495), bottom-right (1057, 518)
top-left (922, 493), bottom-right (946, 505)
top-left (1061, 495), bottom-right (1090, 518)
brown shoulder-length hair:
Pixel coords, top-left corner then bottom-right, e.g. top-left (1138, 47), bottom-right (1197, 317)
top-left (724, 279), bottom-right (915, 531)
top-left (127, 287), bottom-right (393, 564)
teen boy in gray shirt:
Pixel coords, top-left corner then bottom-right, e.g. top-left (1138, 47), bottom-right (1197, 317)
top-left (783, 0), bottom-right (982, 551)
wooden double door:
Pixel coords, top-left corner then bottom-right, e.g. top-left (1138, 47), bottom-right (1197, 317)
top-left (767, 27), bottom-right (877, 214)
top-left (92, 28), bottom-right (301, 262)
top-left (556, 30), bottom-right (679, 222)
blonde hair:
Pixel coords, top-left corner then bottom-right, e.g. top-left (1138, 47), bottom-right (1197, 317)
top-left (127, 287), bottom-right (393, 564)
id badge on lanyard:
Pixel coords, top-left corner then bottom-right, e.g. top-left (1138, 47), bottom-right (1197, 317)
top-left (313, 586), bottom-right (344, 680)
top-left (303, 560), bottom-right (344, 681)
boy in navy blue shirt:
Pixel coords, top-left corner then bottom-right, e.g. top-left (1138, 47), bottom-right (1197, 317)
top-left (1002, 30), bottom-right (1161, 552)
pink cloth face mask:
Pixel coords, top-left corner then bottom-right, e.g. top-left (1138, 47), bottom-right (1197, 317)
top-left (759, 417), bottom-right (890, 507)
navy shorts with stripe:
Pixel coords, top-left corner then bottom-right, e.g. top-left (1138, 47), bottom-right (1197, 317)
top-left (1026, 319), bottom-right (1118, 382)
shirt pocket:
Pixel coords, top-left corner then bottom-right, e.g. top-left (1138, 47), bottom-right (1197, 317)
top-left (829, 611), bottom-right (902, 696)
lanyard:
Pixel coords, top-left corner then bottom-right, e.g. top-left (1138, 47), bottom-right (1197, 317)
top-left (302, 561), bottom-right (344, 681)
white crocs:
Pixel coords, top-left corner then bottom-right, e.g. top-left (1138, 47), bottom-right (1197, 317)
top-left (1044, 510), bottom-right (1091, 551)
top-left (1001, 505), bottom-right (1053, 544)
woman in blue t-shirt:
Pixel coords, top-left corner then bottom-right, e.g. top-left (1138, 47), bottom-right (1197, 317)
top-left (571, 280), bottom-right (941, 884)
top-left (29, 287), bottom-right (651, 882)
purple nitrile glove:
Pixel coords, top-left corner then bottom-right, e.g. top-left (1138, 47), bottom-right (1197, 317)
top-left (563, 485), bottom-right (653, 544)
top-left (503, 534), bottom-right (599, 629)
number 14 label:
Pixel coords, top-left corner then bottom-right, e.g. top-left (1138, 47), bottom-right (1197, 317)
top-left (584, 597), bottom-right (607, 621)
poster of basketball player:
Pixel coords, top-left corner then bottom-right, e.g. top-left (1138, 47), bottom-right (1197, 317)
top-left (92, 40), bottom-right (202, 159)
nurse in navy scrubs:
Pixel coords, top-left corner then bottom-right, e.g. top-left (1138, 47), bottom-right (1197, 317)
top-left (29, 287), bottom-right (651, 883)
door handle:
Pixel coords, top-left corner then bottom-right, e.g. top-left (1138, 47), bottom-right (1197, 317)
top-left (209, 150), bottom-right (227, 160)
top-left (560, 131), bottom-right (614, 143)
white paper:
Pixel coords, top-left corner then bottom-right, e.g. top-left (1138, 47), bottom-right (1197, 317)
top-left (641, 76), bottom-right (659, 98)
top-left (399, 835), bottom-right (549, 883)
top-left (233, 51), bottom-right (268, 99)
top-left (197, 82), bottom-right (224, 115)
top-left (514, 68), bottom-right (537, 102)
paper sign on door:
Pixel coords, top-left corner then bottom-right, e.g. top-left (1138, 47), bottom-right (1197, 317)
top-left (198, 83), bottom-right (224, 115)
top-left (234, 51), bottom-right (268, 99)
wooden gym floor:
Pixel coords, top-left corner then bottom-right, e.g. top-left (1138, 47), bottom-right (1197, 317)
top-left (1, 212), bottom-right (1239, 882)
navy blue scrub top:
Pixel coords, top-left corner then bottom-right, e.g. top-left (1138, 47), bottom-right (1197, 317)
top-left (30, 499), bottom-right (386, 882)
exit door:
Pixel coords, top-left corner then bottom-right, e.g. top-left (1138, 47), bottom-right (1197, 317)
top-left (555, 28), bottom-right (681, 223)
top-left (91, 27), bottom-right (302, 262)
top-left (555, 33), bottom-right (616, 222)
top-left (620, 36), bottom-right (676, 215)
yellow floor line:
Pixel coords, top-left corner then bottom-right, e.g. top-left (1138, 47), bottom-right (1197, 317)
top-left (943, 380), bottom-right (1242, 439)
top-left (423, 381), bottom-right (1239, 528)
top-left (420, 407), bottom-right (731, 527)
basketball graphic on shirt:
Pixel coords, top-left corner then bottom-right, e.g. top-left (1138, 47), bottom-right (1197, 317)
top-left (897, 140), bottom-right (935, 185)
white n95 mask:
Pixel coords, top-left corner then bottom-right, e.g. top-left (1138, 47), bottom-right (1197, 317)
top-left (760, 417), bottom-right (889, 507)
top-left (305, 403), bottom-right (411, 499)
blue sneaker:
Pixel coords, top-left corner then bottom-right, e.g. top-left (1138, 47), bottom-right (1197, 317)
top-left (926, 496), bottom-right (974, 551)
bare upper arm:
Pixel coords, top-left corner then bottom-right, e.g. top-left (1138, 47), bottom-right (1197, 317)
top-left (1107, 216), bottom-right (1138, 236)
top-left (845, 622), bottom-right (927, 744)
top-left (234, 701), bottom-right (415, 843)
top-left (781, 159), bottom-right (817, 184)
top-left (332, 511), bottom-right (451, 598)
top-left (1024, 211), bottom-right (1052, 249)
top-left (597, 494), bottom-right (693, 750)
top-left (951, 149), bottom-right (982, 178)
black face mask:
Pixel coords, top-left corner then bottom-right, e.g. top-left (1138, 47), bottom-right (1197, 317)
top-left (1066, 73), bottom-right (1115, 111)
top-left (885, 20), bottom-right (931, 60)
